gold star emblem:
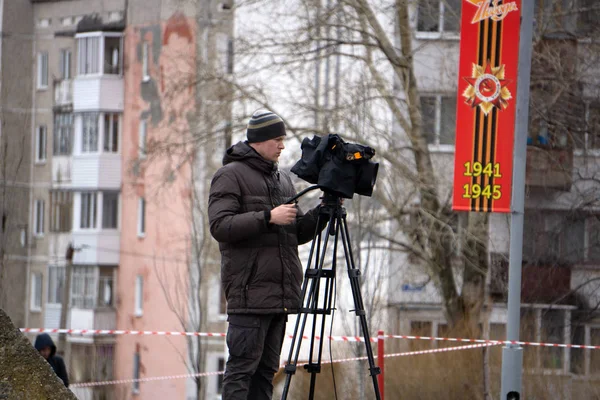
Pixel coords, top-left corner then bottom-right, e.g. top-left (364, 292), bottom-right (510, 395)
top-left (463, 60), bottom-right (512, 115)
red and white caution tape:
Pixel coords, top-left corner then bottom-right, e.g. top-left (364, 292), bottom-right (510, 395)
top-left (20, 328), bottom-right (600, 350)
top-left (383, 334), bottom-right (600, 350)
top-left (300, 342), bottom-right (501, 366)
top-left (71, 342), bottom-right (498, 388)
top-left (20, 328), bottom-right (226, 337)
top-left (383, 341), bottom-right (499, 358)
top-left (71, 370), bottom-right (223, 388)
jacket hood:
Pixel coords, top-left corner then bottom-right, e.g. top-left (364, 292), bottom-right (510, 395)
top-left (34, 333), bottom-right (57, 357)
top-left (223, 141), bottom-right (277, 175)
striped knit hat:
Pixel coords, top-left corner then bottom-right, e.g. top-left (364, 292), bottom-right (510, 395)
top-left (246, 109), bottom-right (286, 143)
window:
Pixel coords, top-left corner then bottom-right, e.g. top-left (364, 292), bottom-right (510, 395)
top-left (59, 49), bottom-right (71, 80)
top-left (578, 0), bottom-right (600, 36)
top-left (81, 113), bottom-right (99, 152)
top-left (591, 328), bottom-right (600, 374)
top-left (227, 38), bottom-right (234, 74)
top-left (420, 95), bottom-right (456, 146)
top-left (103, 113), bottom-right (120, 152)
top-left (139, 120), bottom-right (147, 158)
top-left (217, 358), bottom-right (225, 393)
top-left (142, 42), bottom-right (150, 81)
top-left (436, 323), bottom-right (452, 348)
top-left (98, 267), bottom-right (114, 307)
top-left (36, 125), bottom-right (47, 163)
top-left (135, 275), bottom-right (143, 316)
top-left (137, 198), bottom-right (146, 236)
top-left (20, 228), bottom-right (27, 247)
top-left (132, 351), bottom-right (141, 393)
top-left (534, 0), bottom-right (575, 35)
top-left (410, 321), bottom-right (432, 350)
top-left (50, 191), bottom-right (72, 233)
top-left (588, 217), bottom-right (600, 262)
top-left (30, 273), bottom-right (43, 311)
top-left (77, 36), bottom-right (100, 75)
top-left (80, 192), bottom-right (97, 229)
top-left (69, 343), bottom-right (114, 383)
top-left (541, 310), bottom-right (564, 369)
top-left (570, 325), bottom-right (585, 374)
top-left (216, 34), bottom-right (232, 74)
top-left (102, 192), bottom-right (119, 229)
top-left (220, 0), bottom-right (233, 10)
top-left (579, 100), bottom-right (600, 150)
top-left (37, 52), bottom-right (48, 89)
top-left (489, 323), bottom-right (506, 341)
top-left (220, 284), bottom-right (227, 315)
top-left (417, 0), bottom-right (461, 34)
top-left (523, 211), bottom-right (595, 263)
top-left (95, 344), bottom-right (114, 381)
top-left (34, 199), bottom-right (45, 236)
top-left (54, 113), bottom-right (73, 155)
top-left (104, 36), bottom-right (122, 74)
top-left (71, 266), bottom-right (96, 309)
top-left (47, 266), bottom-right (65, 304)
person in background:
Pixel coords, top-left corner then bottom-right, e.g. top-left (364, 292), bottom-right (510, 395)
top-left (34, 333), bottom-right (69, 387)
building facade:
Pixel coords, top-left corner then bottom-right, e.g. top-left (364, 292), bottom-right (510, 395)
top-left (0, 0), bottom-right (34, 333)
top-left (0, 1), bottom-right (234, 399)
top-left (386, 1), bottom-right (600, 396)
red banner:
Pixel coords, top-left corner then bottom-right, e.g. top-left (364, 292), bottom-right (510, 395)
top-left (452, 0), bottom-right (521, 213)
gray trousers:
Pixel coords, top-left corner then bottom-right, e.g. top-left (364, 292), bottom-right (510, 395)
top-left (222, 313), bottom-right (287, 400)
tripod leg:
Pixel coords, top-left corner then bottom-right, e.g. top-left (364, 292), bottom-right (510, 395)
top-left (306, 219), bottom-right (339, 400)
top-left (282, 211), bottom-right (336, 400)
top-left (339, 214), bottom-right (382, 400)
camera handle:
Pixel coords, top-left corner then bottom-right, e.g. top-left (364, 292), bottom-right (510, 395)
top-left (284, 184), bottom-right (323, 204)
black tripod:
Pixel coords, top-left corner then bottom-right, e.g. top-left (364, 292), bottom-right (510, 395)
top-left (281, 188), bottom-right (381, 400)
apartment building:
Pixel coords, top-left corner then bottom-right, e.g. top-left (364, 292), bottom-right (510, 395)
top-left (116, 1), bottom-right (233, 399)
top-left (0, 1), bottom-right (235, 399)
top-left (386, 0), bottom-right (600, 396)
top-left (26, 1), bottom-right (126, 399)
top-left (0, 1), bottom-right (34, 332)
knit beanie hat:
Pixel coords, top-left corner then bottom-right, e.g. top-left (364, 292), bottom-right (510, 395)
top-left (246, 109), bottom-right (286, 143)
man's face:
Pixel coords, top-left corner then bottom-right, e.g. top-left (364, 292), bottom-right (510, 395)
top-left (252, 136), bottom-right (285, 163)
top-left (39, 346), bottom-right (51, 359)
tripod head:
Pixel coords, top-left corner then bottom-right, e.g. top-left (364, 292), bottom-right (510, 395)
top-left (320, 192), bottom-right (343, 208)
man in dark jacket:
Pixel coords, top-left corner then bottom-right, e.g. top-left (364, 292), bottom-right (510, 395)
top-left (209, 109), bottom-right (323, 399)
top-left (34, 333), bottom-right (70, 387)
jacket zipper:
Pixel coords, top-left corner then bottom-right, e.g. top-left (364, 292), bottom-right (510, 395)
top-left (266, 175), bottom-right (286, 311)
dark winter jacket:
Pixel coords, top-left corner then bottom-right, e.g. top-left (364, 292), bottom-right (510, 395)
top-left (208, 141), bottom-right (323, 314)
top-left (34, 333), bottom-right (69, 387)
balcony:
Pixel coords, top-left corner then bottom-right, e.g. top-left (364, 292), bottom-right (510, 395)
top-left (73, 75), bottom-right (124, 112)
top-left (72, 153), bottom-right (121, 190)
top-left (68, 308), bottom-right (116, 332)
top-left (525, 145), bottom-right (573, 191)
top-left (73, 32), bottom-right (124, 112)
top-left (72, 230), bottom-right (120, 265)
top-left (67, 265), bottom-right (116, 338)
top-left (54, 79), bottom-right (72, 109)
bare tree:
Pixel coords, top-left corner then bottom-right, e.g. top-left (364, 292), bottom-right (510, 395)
top-left (230, 0), bottom-right (488, 332)
top-left (138, 0), bottom-right (600, 397)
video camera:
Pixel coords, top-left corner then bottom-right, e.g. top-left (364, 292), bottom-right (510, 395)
top-left (291, 134), bottom-right (379, 199)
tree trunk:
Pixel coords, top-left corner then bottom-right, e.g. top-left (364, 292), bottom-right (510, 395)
top-left (0, 308), bottom-right (77, 399)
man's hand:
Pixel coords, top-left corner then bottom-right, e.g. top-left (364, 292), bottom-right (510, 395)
top-left (270, 204), bottom-right (297, 225)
